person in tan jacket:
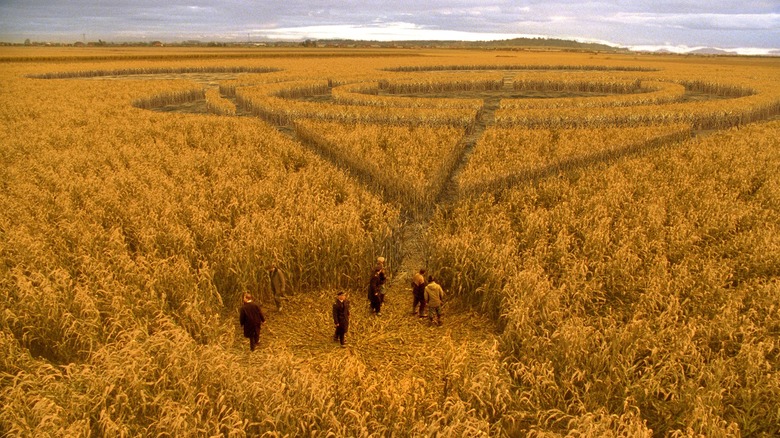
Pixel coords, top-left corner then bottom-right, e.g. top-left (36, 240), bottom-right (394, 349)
top-left (424, 276), bottom-right (445, 326)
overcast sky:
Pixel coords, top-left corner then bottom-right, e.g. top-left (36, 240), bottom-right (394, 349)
top-left (1, 1), bottom-right (778, 54)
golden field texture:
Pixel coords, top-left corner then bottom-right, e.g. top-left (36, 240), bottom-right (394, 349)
top-left (427, 120), bottom-right (780, 436)
top-left (457, 123), bottom-right (692, 196)
top-left (294, 119), bottom-right (465, 211)
top-left (1, 46), bottom-right (779, 436)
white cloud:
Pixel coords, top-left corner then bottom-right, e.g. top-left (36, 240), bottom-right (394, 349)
top-left (626, 43), bottom-right (779, 56)
top-left (0, 0), bottom-right (777, 51)
top-left (610, 12), bottom-right (780, 31)
top-left (262, 22), bottom-right (532, 41)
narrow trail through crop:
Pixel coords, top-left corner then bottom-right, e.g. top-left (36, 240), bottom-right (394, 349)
top-left (436, 72), bottom-right (514, 207)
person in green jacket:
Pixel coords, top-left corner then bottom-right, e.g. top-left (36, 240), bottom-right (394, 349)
top-left (267, 263), bottom-right (286, 311)
top-left (424, 276), bottom-right (445, 326)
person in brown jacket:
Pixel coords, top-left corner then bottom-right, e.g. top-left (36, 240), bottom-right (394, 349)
top-left (411, 269), bottom-right (427, 317)
top-left (424, 276), bottom-right (445, 326)
top-left (332, 291), bottom-right (350, 347)
top-left (368, 267), bottom-right (383, 316)
top-left (239, 293), bottom-right (266, 351)
top-left (374, 256), bottom-right (387, 304)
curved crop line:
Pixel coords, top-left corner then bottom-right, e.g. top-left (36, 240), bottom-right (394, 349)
top-left (332, 82), bottom-right (485, 110)
top-left (131, 89), bottom-right (206, 110)
top-left (28, 66), bottom-right (281, 80)
top-left (235, 80), bottom-right (479, 128)
top-left (501, 80), bottom-right (687, 109)
top-left (383, 64), bottom-right (660, 73)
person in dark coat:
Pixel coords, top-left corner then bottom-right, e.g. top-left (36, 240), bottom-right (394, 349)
top-left (368, 268), bottom-right (383, 316)
top-left (411, 269), bottom-right (427, 317)
top-left (239, 293), bottom-right (266, 351)
top-left (374, 256), bottom-right (387, 305)
top-left (332, 291), bottom-right (350, 347)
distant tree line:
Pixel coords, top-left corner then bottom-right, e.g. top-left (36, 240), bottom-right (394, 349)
top-left (5, 36), bottom-right (624, 52)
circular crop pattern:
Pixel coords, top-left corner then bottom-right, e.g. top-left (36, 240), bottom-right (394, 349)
top-left (36, 63), bottom-right (780, 212)
top-left (233, 67), bottom-right (774, 211)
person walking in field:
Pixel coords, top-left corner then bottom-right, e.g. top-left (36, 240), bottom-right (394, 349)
top-left (424, 276), bottom-right (445, 326)
top-left (332, 291), bottom-right (350, 347)
top-left (411, 269), bottom-right (427, 317)
top-left (374, 256), bottom-right (387, 304)
top-left (239, 293), bottom-right (266, 351)
top-left (375, 256), bottom-right (387, 278)
top-left (267, 263), bottom-right (286, 311)
top-left (369, 267), bottom-right (383, 316)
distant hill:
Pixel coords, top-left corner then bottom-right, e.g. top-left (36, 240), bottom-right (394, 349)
top-left (315, 37), bottom-right (625, 52)
top-left (637, 46), bottom-right (779, 57)
top-left (464, 37), bottom-right (622, 51)
top-left (688, 47), bottom-right (733, 55)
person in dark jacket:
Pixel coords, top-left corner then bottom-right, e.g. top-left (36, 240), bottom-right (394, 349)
top-left (374, 256), bottom-right (387, 304)
top-left (239, 293), bottom-right (266, 351)
top-left (411, 269), bottom-right (427, 317)
top-left (332, 291), bottom-right (350, 347)
top-left (368, 268), bottom-right (383, 316)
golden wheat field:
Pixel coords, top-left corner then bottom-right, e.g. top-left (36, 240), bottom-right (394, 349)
top-left (1, 46), bottom-right (779, 437)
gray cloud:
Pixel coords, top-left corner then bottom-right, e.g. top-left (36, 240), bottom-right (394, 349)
top-left (0, 0), bottom-right (777, 51)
